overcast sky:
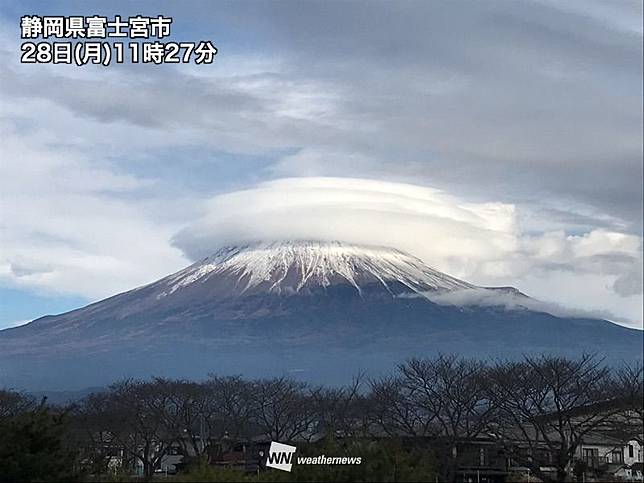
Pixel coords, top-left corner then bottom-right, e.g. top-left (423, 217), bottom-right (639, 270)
top-left (0, 0), bottom-right (642, 328)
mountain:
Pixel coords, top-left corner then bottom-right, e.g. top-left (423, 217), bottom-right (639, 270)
top-left (0, 241), bottom-right (641, 390)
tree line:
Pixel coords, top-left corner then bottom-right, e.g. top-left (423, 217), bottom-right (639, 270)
top-left (0, 354), bottom-right (642, 482)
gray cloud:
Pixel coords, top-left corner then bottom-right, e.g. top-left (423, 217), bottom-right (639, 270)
top-left (613, 265), bottom-right (644, 297)
top-left (2, 0), bottom-right (641, 234)
top-left (234, 0), bottom-right (644, 230)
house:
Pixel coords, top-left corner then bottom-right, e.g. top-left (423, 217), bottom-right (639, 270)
top-left (625, 438), bottom-right (644, 466)
top-left (573, 432), bottom-right (643, 481)
top-left (454, 436), bottom-right (509, 483)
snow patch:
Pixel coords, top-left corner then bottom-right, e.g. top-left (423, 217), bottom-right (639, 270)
top-left (158, 240), bottom-right (474, 297)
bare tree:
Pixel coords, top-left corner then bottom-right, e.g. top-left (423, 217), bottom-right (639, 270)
top-left (310, 373), bottom-right (368, 439)
top-left (205, 375), bottom-right (254, 440)
top-left (144, 378), bottom-right (208, 460)
top-left (71, 392), bottom-right (121, 477)
top-left (249, 377), bottom-right (318, 442)
top-left (46, 356), bottom-right (641, 482)
top-left (615, 361), bottom-right (644, 420)
top-left (398, 355), bottom-right (495, 482)
top-left (400, 356), bottom-right (494, 438)
top-left (105, 380), bottom-right (177, 481)
top-left (593, 362), bottom-right (644, 443)
top-left (369, 375), bottom-right (437, 437)
top-left (488, 354), bottom-right (620, 483)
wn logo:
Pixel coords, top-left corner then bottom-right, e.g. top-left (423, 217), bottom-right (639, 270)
top-left (266, 441), bottom-right (297, 472)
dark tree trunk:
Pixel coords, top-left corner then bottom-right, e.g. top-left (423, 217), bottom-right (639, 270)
top-left (556, 467), bottom-right (568, 483)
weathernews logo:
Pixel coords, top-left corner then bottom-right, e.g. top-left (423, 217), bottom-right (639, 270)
top-left (266, 441), bottom-right (297, 472)
top-left (265, 441), bottom-right (363, 473)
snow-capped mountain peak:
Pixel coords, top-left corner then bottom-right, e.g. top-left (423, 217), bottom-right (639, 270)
top-left (160, 240), bottom-right (474, 297)
top-left (4, 241), bottom-right (639, 392)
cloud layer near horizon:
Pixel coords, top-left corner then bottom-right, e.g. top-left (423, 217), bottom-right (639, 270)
top-left (174, 177), bottom-right (643, 327)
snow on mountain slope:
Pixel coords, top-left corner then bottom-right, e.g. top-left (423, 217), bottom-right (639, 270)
top-left (1, 240), bottom-right (641, 391)
top-left (156, 240), bottom-right (475, 297)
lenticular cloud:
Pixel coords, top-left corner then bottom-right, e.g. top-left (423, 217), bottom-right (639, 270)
top-left (175, 175), bottom-right (641, 288)
top-left (173, 176), bottom-right (642, 326)
top-left (172, 177), bottom-right (520, 278)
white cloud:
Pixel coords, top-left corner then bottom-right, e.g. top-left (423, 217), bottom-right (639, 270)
top-left (173, 177), bottom-right (519, 268)
top-left (0, 320), bottom-right (30, 329)
top-left (401, 287), bottom-right (620, 324)
top-left (174, 177), bottom-right (643, 327)
top-left (0, 99), bottom-right (189, 300)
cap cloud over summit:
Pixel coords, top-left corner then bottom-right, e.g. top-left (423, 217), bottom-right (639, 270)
top-left (173, 177), bottom-right (642, 327)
